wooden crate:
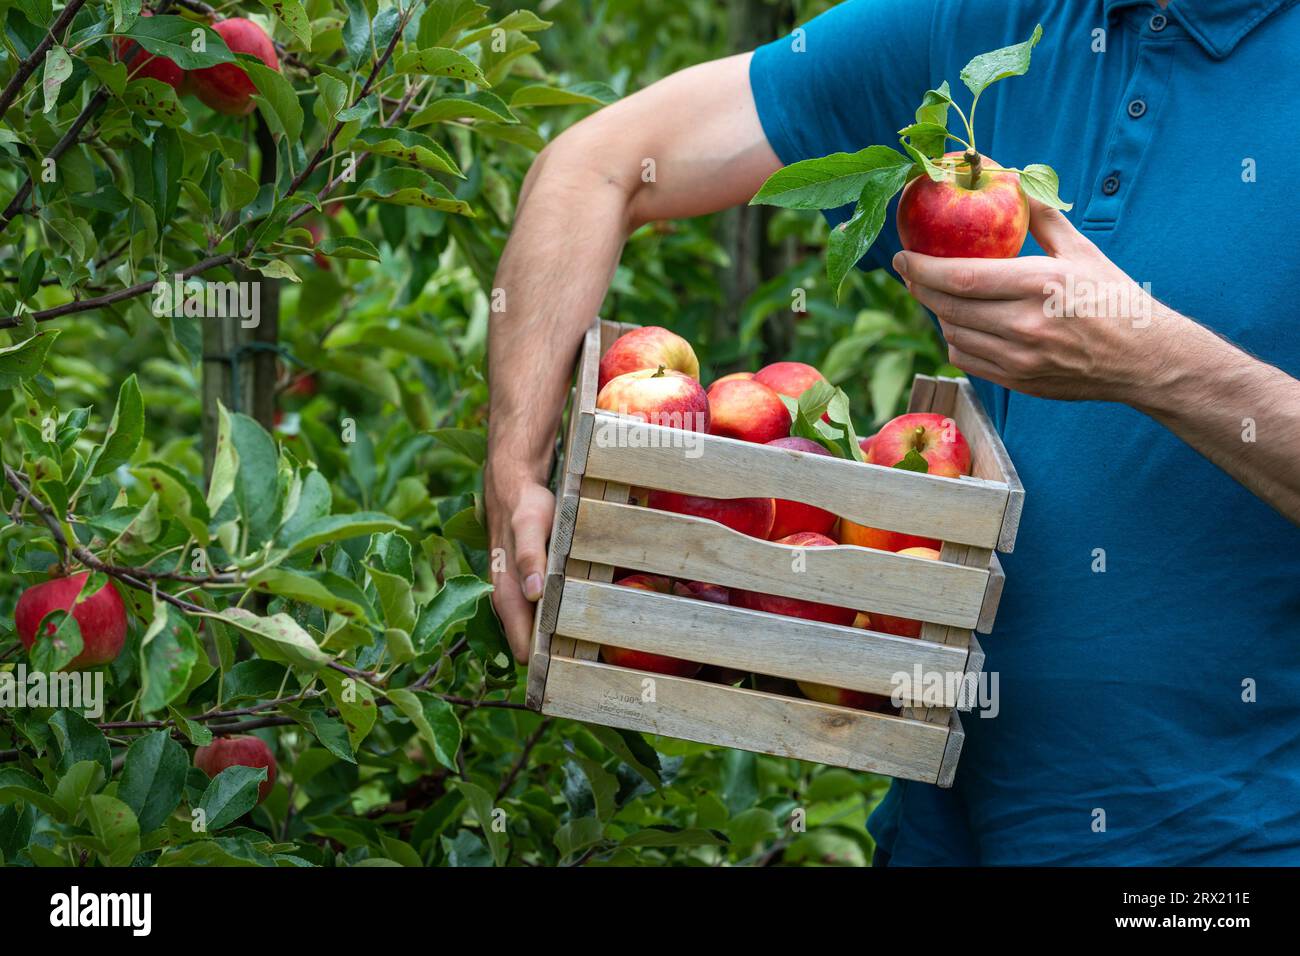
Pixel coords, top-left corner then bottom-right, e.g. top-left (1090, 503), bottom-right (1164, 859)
top-left (525, 318), bottom-right (1022, 787)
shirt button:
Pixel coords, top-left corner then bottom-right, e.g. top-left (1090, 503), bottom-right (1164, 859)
top-left (1127, 98), bottom-right (1147, 118)
top-left (1149, 13), bottom-right (1168, 32)
top-left (1102, 174), bottom-right (1121, 196)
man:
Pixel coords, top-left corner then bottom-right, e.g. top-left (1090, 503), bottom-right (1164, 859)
top-left (486, 0), bottom-right (1300, 865)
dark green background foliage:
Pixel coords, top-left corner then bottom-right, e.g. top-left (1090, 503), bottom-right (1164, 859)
top-left (0, 0), bottom-right (945, 866)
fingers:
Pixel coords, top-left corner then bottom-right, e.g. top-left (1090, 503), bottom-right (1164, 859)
top-left (492, 578), bottom-right (536, 664)
top-left (1027, 198), bottom-right (1095, 259)
top-left (510, 484), bottom-right (555, 601)
top-left (894, 250), bottom-right (1051, 300)
top-left (906, 283), bottom-right (1019, 336)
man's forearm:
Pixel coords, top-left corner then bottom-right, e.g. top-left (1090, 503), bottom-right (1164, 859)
top-left (1131, 314), bottom-right (1300, 524)
top-left (486, 139), bottom-right (635, 488)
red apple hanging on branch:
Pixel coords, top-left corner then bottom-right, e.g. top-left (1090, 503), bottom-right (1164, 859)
top-left (190, 17), bottom-right (280, 116)
top-left (749, 24), bottom-right (1071, 297)
top-left (14, 571), bottom-right (128, 669)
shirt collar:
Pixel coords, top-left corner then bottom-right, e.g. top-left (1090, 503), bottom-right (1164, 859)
top-left (1103, 0), bottom-right (1294, 60)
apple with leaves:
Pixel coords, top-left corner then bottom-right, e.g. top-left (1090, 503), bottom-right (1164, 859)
top-left (15, 572), bottom-right (128, 669)
top-left (191, 18), bottom-right (280, 116)
top-left (115, 11), bottom-right (184, 89)
top-left (194, 736), bottom-right (278, 804)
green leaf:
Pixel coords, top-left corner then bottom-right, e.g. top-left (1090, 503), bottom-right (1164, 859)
top-left (197, 765), bottom-right (266, 830)
top-left (168, 706), bottom-right (214, 747)
top-left (911, 81), bottom-right (953, 157)
top-left (122, 16), bottom-right (234, 70)
top-left (259, 0), bottom-right (311, 51)
top-left (0, 330), bottom-right (60, 389)
top-left (870, 350), bottom-right (914, 425)
top-left (826, 160), bottom-right (915, 297)
top-left (893, 448), bottom-right (931, 473)
top-left (277, 511), bottom-right (408, 555)
top-left (230, 411), bottom-right (280, 549)
top-left (319, 667), bottom-right (377, 752)
top-left (305, 711), bottom-right (355, 763)
top-left (28, 607), bottom-right (83, 673)
top-left (131, 460), bottom-right (210, 545)
top-left (751, 146), bottom-right (911, 211)
top-left (247, 59), bottom-right (304, 143)
top-left (388, 689), bottom-right (462, 771)
top-left (122, 77), bottom-right (187, 127)
top-left (0, 768), bottom-right (64, 817)
top-left (117, 730), bottom-right (187, 832)
top-left (509, 81), bottom-right (618, 108)
top-left (428, 428), bottom-right (485, 465)
top-left (210, 607), bottom-right (331, 672)
top-left (959, 23), bottom-right (1043, 99)
top-left (395, 47), bottom-right (489, 86)
top-left (316, 236), bottom-right (380, 261)
top-left (206, 401), bottom-right (239, 514)
top-left (453, 780), bottom-right (506, 865)
top-left (86, 795), bottom-right (141, 866)
top-left (249, 568), bottom-right (378, 625)
top-left (409, 90), bottom-right (516, 126)
top-left (139, 602), bottom-right (199, 713)
top-left (92, 373), bottom-right (144, 477)
top-left (356, 168), bottom-right (475, 215)
top-left (351, 127), bottom-right (462, 176)
top-left (621, 826), bottom-right (726, 848)
top-left (49, 710), bottom-right (111, 776)
top-left (53, 760), bottom-right (105, 821)
top-left (1018, 163), bottom-right (1073, 211)
top-left (42, 45), bottom-right (72, 113)
top-left (411, 575), bottom-right (493, 652)
top-left (366, 565), bottom-right (416, 632)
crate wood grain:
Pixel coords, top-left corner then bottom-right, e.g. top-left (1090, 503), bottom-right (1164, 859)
top-left (570, 498), bottom-right (990, 630)
top-left (556, 578), bottom-right (969, 706)
top-left (542, 657), bottom-right (956, 782)
top-left (527, 318), bottom-right (1018, 787)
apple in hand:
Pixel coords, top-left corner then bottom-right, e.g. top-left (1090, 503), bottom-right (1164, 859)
top-left (194, 735), bottom-right (278, 804)
top-left (747, 532), bottom-right (856, 627)
top-left (646, 490), bottom-right (775, 539)
top-left (115, 11), bottom-right (184, 89)
top-left (764, 437), bottom-right (837, 539)
top-left (707, 378), bottom-right (791, 444)
top-left (897, 152), bottom-right (1030, 259)
top-left (15, 572), bottom-right (128, 669)
top-left (597, 367), bottom-right (710, 432)
top-left (191, 18), bottom-right (280, 116)
top-left (864, 546), bottom-right (940, 638)
top-left (753, 361), bottom-right (825, 400)
top-left (798, 681), bottom-right (893, 712)
top-left (600, 574), bottom-right (701, 677)
top-left (599, 326), bottom-right (700, 390)
top-left (868, 412), bottom-right (971, 477)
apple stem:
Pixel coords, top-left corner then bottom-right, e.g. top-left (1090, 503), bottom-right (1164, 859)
top-left (963, 149), bottom-right (982, 189)
top-left (652, 364), bottom-right (667, 378)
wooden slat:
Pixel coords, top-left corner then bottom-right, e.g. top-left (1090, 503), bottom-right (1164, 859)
top-left (977, 552), bottom-right (1004, 634)
top-left (584, 416), bottom-right (1009, 550)
top-left (553, 478), bottom-right (628, 661)
top-left (566, 321), bottom-right (603, 478)
top-left (951, 379), bottom-right (1023, 552)
top-left (572, 498), bottom-right (990, 629)
top-left (541, 657), bottom-right (951, 782)
top-left (555, 579), bottom-right (969, 705)
top-left (907, 375), bottom-right (937, 413)
top-left (960, 634), bottom-right (984, 713)
top-left (525, 464), bottom-right (583, 710)
top-left (936, 710), bottom-right (965, 788)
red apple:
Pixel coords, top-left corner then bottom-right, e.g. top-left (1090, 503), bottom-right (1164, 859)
top-left (864, 546), bottom-right (940, 638)
top-left (671, 580), bottom-right (730, 604)
top-left (646, 490), bottom-right (774, 539)
top-left (194, 735), bottom-right (278, 804)
top-left (798, 681), bottom-right (893, 712)
top-left (859, 432), bottom-right (876, 458)
top-left (600, 575), bottom-right (700, 677)
top-left (754, 361), bottom-right (825, 400)
top-left (115, 11), bottom-right (184, 89)
top-left (191, 18), bottom-right (280, 116)
top-left (706, 378), bottom-right (791, 444)
top-left (764, 437), bottom-right (837, 539)
top-left (838, 520), bottom-right (941, 554)
top-left (15, 572), bottom-right (128, 669)
top-left (307, 221), bottom-right (331, 271)
top-left (747, 532), bottom-right (856, 627)
top-left (596, 367), bottom-right (710, 432)
top-left (598, 326), bottom-right (700, 391)
top-left (868, 412), bottom-right (971, 477)
top-left (712, 371), bottom-right (755, 385)
top-left (897, 152), bottom-right (1030, 259)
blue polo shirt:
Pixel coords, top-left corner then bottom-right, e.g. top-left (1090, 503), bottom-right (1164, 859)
top-left (751, 0), bottom-right (1300, 865)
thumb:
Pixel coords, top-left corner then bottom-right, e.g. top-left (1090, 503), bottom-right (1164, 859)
top-left (1027, 198), bottom-right (1093, 259)
top-left (510, 484), bottom-right (554, 601)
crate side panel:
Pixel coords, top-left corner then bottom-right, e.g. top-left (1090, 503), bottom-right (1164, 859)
top-left (541, 657), bottom-right (948, 782)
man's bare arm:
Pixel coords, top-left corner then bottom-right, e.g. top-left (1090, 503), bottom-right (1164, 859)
top-left (486, 53), bottom-right (782, 660)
